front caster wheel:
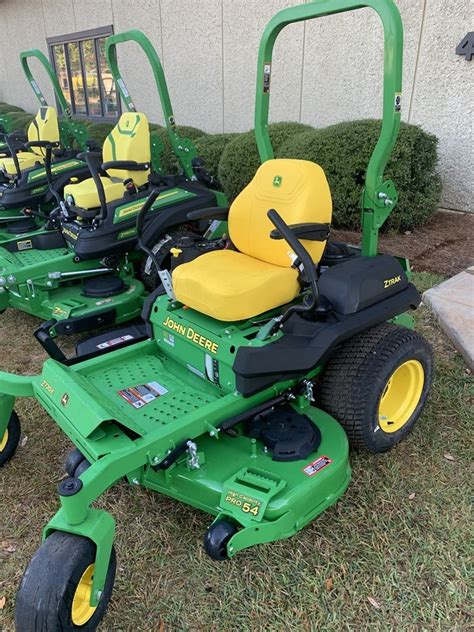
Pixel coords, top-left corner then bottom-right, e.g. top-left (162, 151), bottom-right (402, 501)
top-left (15, 531), bottom-right (116, 632)
top-left (204, 520), bottom-right (238, 561)
top-left (0, 411), bottom-right (21, 467)
top-left (65, 448), bottom-right (85, 477)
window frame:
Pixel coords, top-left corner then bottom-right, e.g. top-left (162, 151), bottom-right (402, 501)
top-left (47, 25), bottom-right (121, 122)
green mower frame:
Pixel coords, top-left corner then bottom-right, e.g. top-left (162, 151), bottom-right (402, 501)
top-left (0, 30), bottom-right (226, 335)
top-left (1, 2), bottom-right (434, 630)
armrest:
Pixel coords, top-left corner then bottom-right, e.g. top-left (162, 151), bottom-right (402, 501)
top-left (270, 222), bottom-right (330, 242)
top-left (267, 210), bottom-right (317, 284)
top-left (101, 160), bottom-right (150, 172)
top-left (24, 140), bottom-right (60, 149)
top-left (7, 131), bottom-right (27, 144)
top-left (77, 150), bottom-right (102, 161)
top-left (187, 206), bottom-right (229, 221)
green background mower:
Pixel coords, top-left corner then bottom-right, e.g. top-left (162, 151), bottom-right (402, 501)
top-left (0, 30), bottom-right (227, 337)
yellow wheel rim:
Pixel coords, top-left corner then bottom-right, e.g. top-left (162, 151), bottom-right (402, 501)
top-left (0, 429), bottom-right (8, 452)
top-left (71, 564), bottom-right (97, 626)
top-left (378, 360), bottom-right (424, 433)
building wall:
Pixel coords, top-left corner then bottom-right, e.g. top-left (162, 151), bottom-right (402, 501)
top-left (0, 0), bottom-right (471, 212)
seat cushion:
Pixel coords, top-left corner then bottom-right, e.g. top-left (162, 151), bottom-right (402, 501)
top-left (0, 151), bottom-right (44, 175)
top-left (173, 249), bottom-right (300, 322)
top-left (64, 177), bottom-right (125, 210)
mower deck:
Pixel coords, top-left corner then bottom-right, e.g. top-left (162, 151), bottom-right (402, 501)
top-left (0, 243), bottom-right (145, 329)
top-left (24, 336), bottom-right (349, 560)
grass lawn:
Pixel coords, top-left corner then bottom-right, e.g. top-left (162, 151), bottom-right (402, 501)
top-left (0, 272), bottom-right (471, 630)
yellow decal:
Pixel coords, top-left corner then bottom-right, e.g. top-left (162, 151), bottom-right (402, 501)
top-left (384, 275), bottom-right (402, 289)
top-left (162, 316), bottom-right (219, 354)
top-left (41, 379), bottom-right (55, 395)
top-left (53, 306), bottom-right (68, 317)
top-left (62, 227), bottom-right (78, 241)
top-left (116, 190), bottom-right (180, 220)
top-left (224, 490), bottom-right (261, 516)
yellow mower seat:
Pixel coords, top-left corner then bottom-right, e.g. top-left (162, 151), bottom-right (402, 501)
top-left (174, 249), bottom-right (300, 322)
top-left (173, 158), bottom-right (332, 321)
top-left (64, 177), bottom-right (126, 209)
top-left (63, 112), bottom-right (151, 210)
top-left (0, 106), bottom-right (60, 175)
top-left (0, 151), bottom-right (43, 175)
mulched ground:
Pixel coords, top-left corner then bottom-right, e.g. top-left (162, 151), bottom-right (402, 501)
top-left (333, 210), bottom-right (474, 277)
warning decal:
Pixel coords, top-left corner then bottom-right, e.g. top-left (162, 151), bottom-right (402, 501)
top-left (118, 381), bottom-right (168, 409)
top-left (97, 334), bottom-right (134, 350)
top-left (303, 455), bottom-right (332, 477)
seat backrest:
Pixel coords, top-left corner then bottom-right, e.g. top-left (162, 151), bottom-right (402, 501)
top-left (102, 112), bottom-right (151, 187)
top-left (27, 106), bottom-right (60, 157)
top-left (228, 159), bottom-right (332, 268)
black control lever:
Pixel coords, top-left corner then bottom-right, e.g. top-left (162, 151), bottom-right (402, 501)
top-left (267, 209), bottom-right (319, 325)
top-left (34, 320), bottom-right (67, 363)
top-left (136, 188), bottom-right (161, 276)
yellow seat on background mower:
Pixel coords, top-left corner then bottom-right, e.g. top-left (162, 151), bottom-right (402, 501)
top-left (173, 158), bottom-right (332, 321)
top-left (64, 177), bottom-right (126, 209)
top-left (63, 112), bottom-right (151, 210)
top-left (0, 106), bottom-right (60, 175)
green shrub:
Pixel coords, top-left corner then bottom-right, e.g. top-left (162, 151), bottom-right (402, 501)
top-left (86, 122), bottom-right (115, 147)
top-left (154, 125), bottom-right (207, 174)
top-left (194, 133), bottom-right (238, 185)
top-left (279, 119), bottom-right (442, 231)
top-left (70, 116), bottom-right (93, 128)
top-left (0, 104), bottom-right (25, 114)
top-left (218, 122), bottom-right (313, 200)
top-left (7, 112), bottom-right (34, 132)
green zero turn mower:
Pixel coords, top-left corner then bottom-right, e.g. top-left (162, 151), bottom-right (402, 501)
top-left (0, 30), bottom-right (227, 336)
top-left (1, 2), bottom-right (433, 630)
top-left (0, 49), bottom-right (91, 241)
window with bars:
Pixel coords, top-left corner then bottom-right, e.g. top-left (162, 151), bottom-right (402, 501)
top-left (47, 26), bottom-right (120, 120)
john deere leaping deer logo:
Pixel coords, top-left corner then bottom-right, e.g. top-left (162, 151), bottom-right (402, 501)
top-left (273, 175), bottom-right (283, 187)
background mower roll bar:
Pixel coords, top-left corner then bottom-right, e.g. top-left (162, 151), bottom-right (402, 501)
top-left (20, 49), bottom-right (89, 151)
top-left (106, 30), bottom-right (200, 181)
top-left (254, 0), bottom-right (403, 257)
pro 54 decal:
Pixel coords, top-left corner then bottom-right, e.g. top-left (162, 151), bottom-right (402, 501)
top-left (224, 490), bottom-right (261, 517)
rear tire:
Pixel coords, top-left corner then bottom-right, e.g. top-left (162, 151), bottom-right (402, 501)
top-left (0, 411), bottom-right (21, 467)
top-left (318, 323), bottom-right (433, 452)
top-left (15, 531), bottom-right (116, 632)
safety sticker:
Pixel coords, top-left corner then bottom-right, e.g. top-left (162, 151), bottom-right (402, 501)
top-left (187, 363), bottom-right (206, 379)
top-left (17, 239), bottom-right (33, 251)
top-left (394, 92), bottom-right (402, 112)
top-left (97, 334), bottom-right (134, 350)
top-left (205, 354), bottom-right (220, 385)
top-left (163, 331), bottom-right (175, 347)
top-left (303, 455), bottom-right (332, 477)
top-left (118, 381), bottom-right (168, 409)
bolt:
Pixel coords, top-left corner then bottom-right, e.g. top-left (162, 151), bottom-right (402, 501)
top-left (132, 477), bottom-right (139, 485)
top-left (7, 275), bottom-right (16, 284)
top-left (378, 192), bottom-right (388, 200)
top-left (0, 277), bottom-right (5, 286)
top-left (46, 281), bottom-right (53, 287)
top-left (152, 456), bottom-right (160, 464)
